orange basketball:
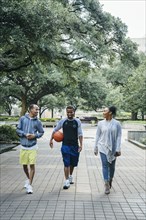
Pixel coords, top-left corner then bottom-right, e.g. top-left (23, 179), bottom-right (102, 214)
top-left (53, 131), bottom-right (64, 142)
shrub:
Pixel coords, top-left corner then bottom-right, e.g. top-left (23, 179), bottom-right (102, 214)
top-left (40, 118), bottom-right (58, 122)
top-left (0, 125), bottom-right (19, 142)
top-left (0, 116), bottom-right (19, 121)
top-left (140, 137), bottom-right (146, 145)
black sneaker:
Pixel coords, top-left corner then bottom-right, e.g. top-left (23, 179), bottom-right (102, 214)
top-left (109, 179), bottom-right (113, 189)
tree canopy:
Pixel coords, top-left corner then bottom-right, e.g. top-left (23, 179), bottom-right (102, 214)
top-left (0, 0), bottom-right (139, 72)
top-left (121, 53), bottom-right (146, 119)
top-left (0, 0), bottom-right (141, 116)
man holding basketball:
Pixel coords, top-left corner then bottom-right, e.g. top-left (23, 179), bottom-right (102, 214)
top-left (49, 105), bottom-right (83, 189)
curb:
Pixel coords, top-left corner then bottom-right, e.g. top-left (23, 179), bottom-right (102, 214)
top-left (128, 139), bottom-right (146, 150)
top-left (0, 143), bottom-right (18, 154)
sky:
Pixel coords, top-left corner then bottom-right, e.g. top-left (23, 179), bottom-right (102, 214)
top-left (99, 0), bottom-right (146, 38)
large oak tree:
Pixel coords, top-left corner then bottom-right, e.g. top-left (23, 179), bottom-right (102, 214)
top-left (0, 0), bottom-right (139, 115)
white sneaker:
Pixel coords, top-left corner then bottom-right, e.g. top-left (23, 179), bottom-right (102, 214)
top-left (69, 175), bottom-right (74, 184)
top-left (26, 185), bottom-right (33, 194)
top-left (24, 179), bottom-right (30, 188)
top-left (63, 179), bottom-right (70, 190)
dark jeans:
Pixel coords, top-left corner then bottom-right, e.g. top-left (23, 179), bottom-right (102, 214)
top-left (100, 152), bottom-right (116, 182)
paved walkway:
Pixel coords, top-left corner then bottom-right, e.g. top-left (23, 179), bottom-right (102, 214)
top-left (0, 125), bottom-right (146, 220)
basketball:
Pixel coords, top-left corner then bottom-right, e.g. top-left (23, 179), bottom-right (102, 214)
top-left (53, 131), bottom-right (64, 142)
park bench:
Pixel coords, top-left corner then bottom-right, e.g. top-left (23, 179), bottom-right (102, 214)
top-left (42, 121), bottom-right (57, 127)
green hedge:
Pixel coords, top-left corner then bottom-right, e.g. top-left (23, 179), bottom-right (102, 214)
top-left (0, 125), bottom-right (19, 142)
top-left (140, 138), bottom-right (146, 145)
top-left (0, 116), bottom-right (58, 122)
top-left (0, 116), bottom-right (19, 121)
top-left (40, 118), bottom-right (58, 122)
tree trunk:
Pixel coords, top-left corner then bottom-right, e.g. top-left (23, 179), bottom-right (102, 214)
top-left (39, 107), bottom-right (42, 118)
top-left (7, 105), bottom-right (11, 116)
top-left (141, 111), bottom-right (144, 121)
top-left (131, 112), bottom-right (138, 120)
top-left (51, 109), bottom-right (54, 118)
top-left (8, 109), bottom-right (11, 116)
top-left (40, 107), bottom-right (48, 118)
top-left (20, 96), bottom-right (28, 116)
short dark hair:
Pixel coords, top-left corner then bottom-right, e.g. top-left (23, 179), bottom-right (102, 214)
top-left (66, 105), bottom-right (75, 111)
top-left (28, 104), bottom-right (37, 111)
top-left (109, 106), bottom-right (117, 116)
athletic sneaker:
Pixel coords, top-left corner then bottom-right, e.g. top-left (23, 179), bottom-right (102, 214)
top-left (63, 179), bottom-right (70, 190)
top-left (69, 175), bottom-right (74, 184)
top-left (24, 179), bottom-right (30, 188)
top-left (26, 185), bottom-right (33, 194)
top-left (104, 182), bottom-right (110, 195)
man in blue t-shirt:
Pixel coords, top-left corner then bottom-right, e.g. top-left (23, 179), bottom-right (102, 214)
top-left (49, 105), bottom-right (83, 189)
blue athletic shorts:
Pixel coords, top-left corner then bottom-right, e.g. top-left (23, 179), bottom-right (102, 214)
top-left (61, 145), bottom-right (80, 167)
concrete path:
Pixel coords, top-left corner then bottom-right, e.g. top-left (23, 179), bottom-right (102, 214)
top-left (0, 125), bottom-right (145, 220)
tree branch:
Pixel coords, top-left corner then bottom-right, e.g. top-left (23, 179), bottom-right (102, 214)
top-left (0, 60), bottom-right (32, 72)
